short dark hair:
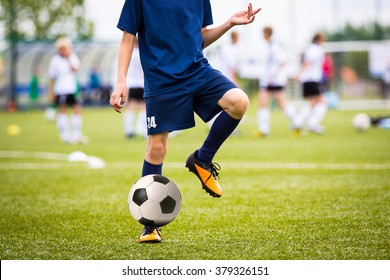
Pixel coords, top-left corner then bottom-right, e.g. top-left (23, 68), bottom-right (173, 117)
top-left (312, 33), bottom-right (324, 43)
top-left (263, 26), bottom-right (273, 37)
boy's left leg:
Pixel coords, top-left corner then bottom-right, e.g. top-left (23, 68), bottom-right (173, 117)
top-left (186, 88), bottom-right (248, 197)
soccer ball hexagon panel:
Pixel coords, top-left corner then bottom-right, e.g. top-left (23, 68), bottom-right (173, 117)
top-left (128, 174), bottom-right (182, 227)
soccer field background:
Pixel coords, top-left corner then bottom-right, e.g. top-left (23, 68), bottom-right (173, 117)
top-left (0, 100), bottom-right (389, 260)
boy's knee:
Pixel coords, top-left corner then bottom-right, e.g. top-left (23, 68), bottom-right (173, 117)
top-left (233, 92), bottom-right (249, 117)
top-left (220, 89), bottom-right (249, 119)
top-left (146, 136), bottom-right (168, 163)
top-left (148, 141), bottom-right (166, 155)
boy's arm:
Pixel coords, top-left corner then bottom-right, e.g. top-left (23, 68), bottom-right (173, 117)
top-left (202, 3), bottom-right (261, 48)
top-left (110, 31), bottom-right (135, 113)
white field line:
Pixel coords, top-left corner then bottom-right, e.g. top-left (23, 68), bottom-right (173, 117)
top-left (0, 163), bottom-right (83, 170)
top-left (1, 161), bottom-right (389, 170)
top-left (0, 150), bottom-right (105, 169)
top-left (0, 151), bottom-right (68, 161)
top-left (1, 151), bottom-right (389, 170)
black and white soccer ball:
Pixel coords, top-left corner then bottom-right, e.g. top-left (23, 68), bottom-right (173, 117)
top-left (128, 174), bottom-right (182, 227)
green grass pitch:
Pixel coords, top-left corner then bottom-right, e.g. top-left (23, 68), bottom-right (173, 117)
top-left (0, 99), bottom-right (389, 260)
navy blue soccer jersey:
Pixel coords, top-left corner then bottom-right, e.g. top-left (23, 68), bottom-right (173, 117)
top-left (117, 0), bottom-right (214, 97)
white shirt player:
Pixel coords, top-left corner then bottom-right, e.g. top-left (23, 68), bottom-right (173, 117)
top-left (48, 53), bottom-right (80, 95)
top-left (126, 46), bottom-right (144, 89)
top-left (218, 41), bottom-right (240, 83)
top-left (260, 40), bottom-right (287, 88)
top-left (300, 43), bottom-right (325, 83)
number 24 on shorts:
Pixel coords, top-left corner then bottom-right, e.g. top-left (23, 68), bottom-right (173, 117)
top-left (147, 116), bottom-right (157, 129)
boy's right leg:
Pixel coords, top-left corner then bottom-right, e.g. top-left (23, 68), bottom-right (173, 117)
top-left (139, 133), bottom-right (168, 243)
top-left (139, 226), bottom-right (162, 243)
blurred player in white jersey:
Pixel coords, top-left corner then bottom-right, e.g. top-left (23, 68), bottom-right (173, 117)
top-left (123, 37), bottom-right (147, 139)
top-left (218, 31), bottom-right (241, 86)
top-left (255, 26), bottom-right (295, 137)
top-left (48, 37), bottom-right (87, 144)
top-left (294, 32), bottom-right (327, 135)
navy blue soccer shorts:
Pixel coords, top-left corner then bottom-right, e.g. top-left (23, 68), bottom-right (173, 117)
top-left (145, 69), bottom-right (237, 135)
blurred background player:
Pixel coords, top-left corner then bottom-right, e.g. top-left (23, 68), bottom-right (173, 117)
top-left (255, 26), bottom-right (295, 137)
top-left (380, 60), bottom-right (390, 100)
top-left (86, 64), bottom-right (102, 105)
top-left (28, 66), bottom-right (40, 111)
top-left (123, 37), bottom-right (147, 139)
top-left (294, 32), bottom-right (327, 135)
top-left (322, 52), bottom-right (334, 92)
top-left (322, 52), bottom-right (340, 109)
top-left (218, 30), bottom-right (241, 86)
top-left (48, 37), bottom-right (87, 144)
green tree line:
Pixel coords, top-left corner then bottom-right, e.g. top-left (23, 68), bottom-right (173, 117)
top-left (0, 0), bottom-right (94, 41)
top-left (326, 21), bottom-right (390, 41)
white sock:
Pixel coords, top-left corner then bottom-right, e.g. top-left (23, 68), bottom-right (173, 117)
top-left (135, 111), bottom-right (147, 138)
top-left (294, 105), bottom-right (311, 129)
top-left (284, 103), bottom-right (296, 121)
top-left (57, 113), bottom-right (70, 142)
top-left (257, 108), bottom-right (270, 135)
top-left (70, 114), bottom-right (83, 142)
top-left (123, 111), bottom-right (135, 135)
top-left (307, 103), bottom-right (327, 129)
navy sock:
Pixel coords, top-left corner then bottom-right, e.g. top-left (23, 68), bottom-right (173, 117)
top-left (197, 111), bottom-right (241, 164)
top-left (142, 160), bottom-right (162, 176)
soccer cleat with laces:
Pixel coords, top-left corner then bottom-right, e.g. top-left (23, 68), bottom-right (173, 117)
top-left (139, 226), bottom-right (162, 243)
top-left (185, 150), bottom-right (222, 198)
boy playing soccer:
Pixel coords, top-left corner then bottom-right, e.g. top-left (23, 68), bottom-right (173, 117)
top-left (110, 0), bottom-right (261, 243)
